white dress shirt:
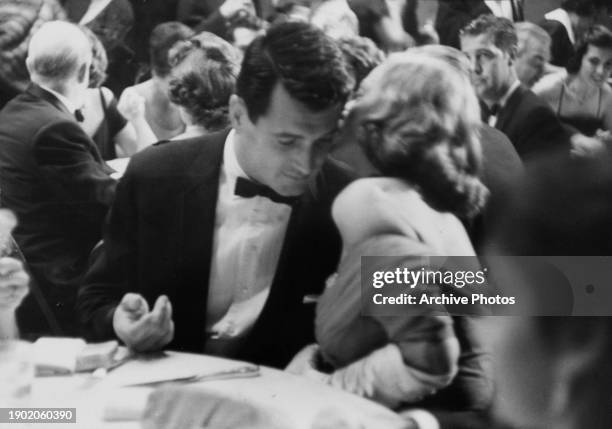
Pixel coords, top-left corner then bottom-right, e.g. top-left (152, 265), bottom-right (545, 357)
top-left (205, 130), bottom-right (292, 351)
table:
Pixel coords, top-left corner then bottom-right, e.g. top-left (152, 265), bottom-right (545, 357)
top-left (24, 351), bottom-right (409, 429)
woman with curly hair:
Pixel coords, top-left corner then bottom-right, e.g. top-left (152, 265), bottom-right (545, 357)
top-left (287, 54), bottom-right (491, 415)
top-left (167, 32), bottom-right (241, 140)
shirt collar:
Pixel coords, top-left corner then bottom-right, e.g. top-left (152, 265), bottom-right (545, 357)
top-left (545, 8), bottom-right (575, 44)
top-left (222, 129), bottom-right (249, 186)
top-left (38, 84), bottom-right (78, 115)
top-left (498, 80), bottom-right (521, 110)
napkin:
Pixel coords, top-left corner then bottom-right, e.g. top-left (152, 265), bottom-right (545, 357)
top-left (32, 338), bottom-right (120, 375)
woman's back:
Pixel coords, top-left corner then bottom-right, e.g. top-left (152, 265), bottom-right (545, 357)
top-left (332, 177), bottom-right (475, 257)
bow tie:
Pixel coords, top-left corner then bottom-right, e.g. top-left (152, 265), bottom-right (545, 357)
top-left (234, 177), bottom-right (299, 206)
top-left (74, 109), bottom-right (84, 122)
top-left (483, 103), bottom-right (501, 122)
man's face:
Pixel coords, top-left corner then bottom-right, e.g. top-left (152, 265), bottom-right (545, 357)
top-left (461, 33), bottom-right (514, 102)
top-left (233, 83), bottom-right (342, 196)
top-left (516, 38), bottom-right (550, 87)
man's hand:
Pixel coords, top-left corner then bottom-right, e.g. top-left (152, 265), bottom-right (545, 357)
top-left (219, 0), bottom-right (255, 19)
top-left (0, 257), bottom-right (29, 311)
top-left (112, 293), bottom-right (174, 352)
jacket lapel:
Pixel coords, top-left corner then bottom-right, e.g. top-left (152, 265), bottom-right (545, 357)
top-left (496, 85), bottom-right (524, 132)
top-left (174, 131), bottom-right (226, 349)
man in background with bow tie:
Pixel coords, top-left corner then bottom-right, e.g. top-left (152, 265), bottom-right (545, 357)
top-left (460, 14), bottom-right (570, 162)
top-left (0, 21), bottom-right (116, 338)
top-left (78, 21), bottom-right (354, 368)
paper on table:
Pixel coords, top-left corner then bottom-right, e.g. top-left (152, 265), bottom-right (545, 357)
top-left (32, 338), bottom-right (87, 375)
top-left (102, 351), bottom-right (259, 387)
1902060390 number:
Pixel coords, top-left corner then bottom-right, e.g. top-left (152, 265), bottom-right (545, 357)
top-left (0, 408), bottom-right (76, 423)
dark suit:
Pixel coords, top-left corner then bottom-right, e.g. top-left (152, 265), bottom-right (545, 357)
top-left (77, 130), bottom-right (351, 368)
top-left (539, 19), bottom-right (574, 68)
top-left (494, 84), bottom-right (571, 162)
top-left (0, 84), bottom-right (116, 337)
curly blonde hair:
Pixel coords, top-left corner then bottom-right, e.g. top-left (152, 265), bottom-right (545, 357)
top-left (349, 54), bottom-right (488, 219)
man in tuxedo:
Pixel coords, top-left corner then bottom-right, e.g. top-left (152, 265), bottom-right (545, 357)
top-left (77, 22), bottom-right (354, 368)
top-left (0, 21), bottom-right (116, 337)
top-left (460, 15), bottom-right (570, 162)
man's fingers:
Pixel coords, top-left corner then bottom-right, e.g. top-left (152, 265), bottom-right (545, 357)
top-left (121, 293), bottom-right (149, 313)
top-left (149, 295), bottom-right (172, 327)
top-left (148, 320), bottom-right (175, 351)
top-left (129, 315), bottom-right (173, 352)
top-left (0, 257), bottom-right (25, 276)
top-left (0, 271), bottom-right (29, 289)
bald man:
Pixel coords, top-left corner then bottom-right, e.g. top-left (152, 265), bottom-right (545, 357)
top-left (0, 21), bottom-right (116, 338)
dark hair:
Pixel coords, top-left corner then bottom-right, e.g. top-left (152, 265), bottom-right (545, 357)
top-left (561, 0), bottom-right (599, 17)
top-left (336, 36), bottom-right (385, 91)
top-left (236, 21), bottom-right (353, 122)
top-left (460, 14), bottom-right (518, 56)
top-left (353, 55), bottom-right (488, 219)
top-left (149, 22), bottom-right (195, 77)
top-left (168, 33), bottom-right (241, 131)
top-left (566, 25), bottom-right (612, 74)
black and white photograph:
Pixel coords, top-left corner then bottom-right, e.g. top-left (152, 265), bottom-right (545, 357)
top-left (0, 0), bottom-right (611, 428)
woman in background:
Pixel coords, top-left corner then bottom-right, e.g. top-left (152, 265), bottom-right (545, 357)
top-left (167, 32), bottom-right (241, 141)
top-left (287, 54), bottom-right (491, 413)
top-left (118, 22), bottom-right (195, 142)
top-left (534, 25), bottom-right (612, 146)
top-left (79, 27), bottom-right (156, 159)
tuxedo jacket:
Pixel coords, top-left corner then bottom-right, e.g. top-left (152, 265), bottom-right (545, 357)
top-left (0, 84), bottom-right (116, 336)
top-left (77, 130), bottom-right (352, 368)
top-left (495, 85), bottom-right (571, 162)
top-left (539, 19), bottom-right (574, 68)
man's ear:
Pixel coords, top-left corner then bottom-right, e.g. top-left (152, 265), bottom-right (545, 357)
top-left (508, 46), bottom-right (518, 64)
top-left (229, 94), bottom-right (249, 131)
top-left (76, 63), bottom-right (89, 85)
top-left (25, 57), bottom-right (34, 76)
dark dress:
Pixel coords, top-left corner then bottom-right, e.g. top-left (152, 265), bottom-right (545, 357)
top-left (557, 84), bottom-right (605, 137)
top-left (92, 89), bottom-right (128, 160)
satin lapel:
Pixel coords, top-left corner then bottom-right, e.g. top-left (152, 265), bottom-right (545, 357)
top-left (175, 132), bottom-right (226, 347)
top-left (495, 85), bottom-right (524, 132)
